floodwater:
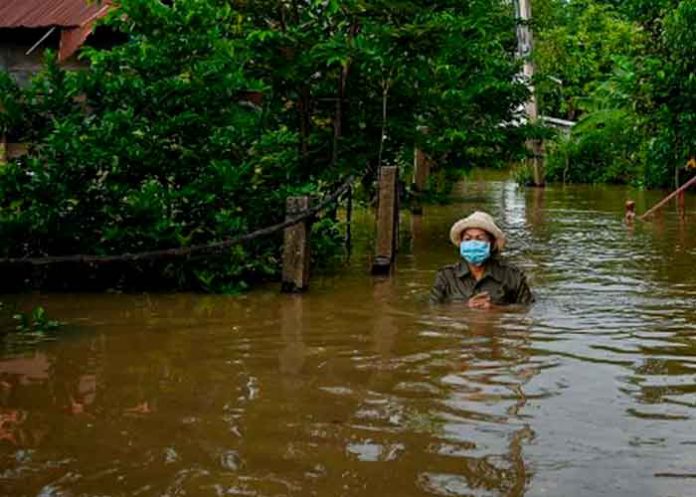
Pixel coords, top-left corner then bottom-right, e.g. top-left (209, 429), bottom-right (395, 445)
top-left (1, 177), bottom-right (695, 497)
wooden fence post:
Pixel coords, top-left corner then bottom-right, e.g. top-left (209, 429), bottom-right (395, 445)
top-left (281, 196), bottom-right (312, 293)
top-left (413, 147), bottom-right (431, 192)
top-left (372, 166), bottom-right (398, 275)
top-left (411, 147), bottom-right (430, 215)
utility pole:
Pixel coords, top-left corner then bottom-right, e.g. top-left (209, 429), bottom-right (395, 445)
top-left (515, 0), bottom-right (544, 187)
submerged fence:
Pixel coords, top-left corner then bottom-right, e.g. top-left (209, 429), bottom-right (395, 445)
top-left (0, 166), bottom-right (407, 292)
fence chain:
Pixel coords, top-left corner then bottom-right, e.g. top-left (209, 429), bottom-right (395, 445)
top-left (0, 176), bottom-right (355, 267)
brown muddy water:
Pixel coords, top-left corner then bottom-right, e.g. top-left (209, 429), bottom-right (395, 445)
top-left (1, 178), bottom-right (695, 497)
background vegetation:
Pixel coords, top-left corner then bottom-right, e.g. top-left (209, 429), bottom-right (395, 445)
top-left (534, 0), bottom-right (696, 187)
top-left (0, 0), bottom-right (529, 291)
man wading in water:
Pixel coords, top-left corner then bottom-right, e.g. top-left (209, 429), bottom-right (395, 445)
top-left (430, 211), bottom-right (533, 308)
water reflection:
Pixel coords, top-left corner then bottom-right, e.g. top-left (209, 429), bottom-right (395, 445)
top-left (418, 308), bottom-right (537, 497)
top-left (279, 295), bottom-right (307, 382)
top-left (0, 179), bottom-right (694, 496)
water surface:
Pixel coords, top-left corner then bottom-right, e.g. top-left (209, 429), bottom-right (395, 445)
top-left (1, 179), bottom-right (694, 497)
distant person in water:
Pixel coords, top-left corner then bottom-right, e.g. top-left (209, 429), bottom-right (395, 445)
top-left (624, 200), bottom-right (636, 224)
top-left (430, 211), bottom-right (534, 307)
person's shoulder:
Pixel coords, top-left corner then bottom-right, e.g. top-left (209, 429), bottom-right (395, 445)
top-left (436, 262), bottom-right (460, 274)
top-left (434, 262), bottom-right (461, 280)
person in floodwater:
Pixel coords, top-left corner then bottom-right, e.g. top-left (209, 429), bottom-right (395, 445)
top-left (430, 211), bottom-right (534, 307)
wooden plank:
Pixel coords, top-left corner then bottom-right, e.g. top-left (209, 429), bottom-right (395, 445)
top-left (640, 175), bottom-right (696, 221)
top-left (281, 196), bottom-right (311, 292)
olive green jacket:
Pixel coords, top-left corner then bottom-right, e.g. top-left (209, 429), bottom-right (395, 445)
top-left (429, 257), bottom-right (534, 305)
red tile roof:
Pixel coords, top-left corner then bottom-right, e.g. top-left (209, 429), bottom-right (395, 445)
top-left (0, 0), bottom-right (111, 29)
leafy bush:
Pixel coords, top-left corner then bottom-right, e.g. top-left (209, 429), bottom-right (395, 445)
top-left (0, 0), bottom-right (530, 291)
top-left (0, 1), bottom-right (323, 291)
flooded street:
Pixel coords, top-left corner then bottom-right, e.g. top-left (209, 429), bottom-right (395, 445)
top-left (1, 178), bottom-right (695, 497)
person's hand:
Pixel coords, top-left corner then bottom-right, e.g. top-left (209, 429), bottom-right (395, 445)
top-left (467, 292), bottom-right (491, 309)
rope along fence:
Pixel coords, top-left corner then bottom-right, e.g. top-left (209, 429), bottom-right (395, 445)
top-left (0, 175), bottom-right (355, 267)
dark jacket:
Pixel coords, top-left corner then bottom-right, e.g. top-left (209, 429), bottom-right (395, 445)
top-left (429, 257), bottom-right (534, 305)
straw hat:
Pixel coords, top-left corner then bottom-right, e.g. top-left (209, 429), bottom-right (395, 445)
top-left (449, 211), bottom-right (506, 251)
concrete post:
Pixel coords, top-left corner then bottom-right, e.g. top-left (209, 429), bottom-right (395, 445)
top-left (281, 196), bottom-right (312, 293)
top-left (516, 0), bottom-right (545, 187)
top-left (372, 166), bottom-right (398, 275)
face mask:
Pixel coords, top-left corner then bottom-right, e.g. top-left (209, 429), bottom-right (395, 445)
top-left (460, 240), bottom-right (491, 266)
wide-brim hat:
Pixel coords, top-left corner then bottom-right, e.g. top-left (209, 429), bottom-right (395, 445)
top-left (449, 211), bottom-right (506, 251)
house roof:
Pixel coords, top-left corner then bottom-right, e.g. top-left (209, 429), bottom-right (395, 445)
top-left (0, 0), bottom-right (114, 61)
top-left (0, 0), bottom-right (111, 29)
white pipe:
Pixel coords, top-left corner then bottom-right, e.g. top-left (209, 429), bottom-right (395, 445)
top-left (26, 27), bottom-right (56, 56)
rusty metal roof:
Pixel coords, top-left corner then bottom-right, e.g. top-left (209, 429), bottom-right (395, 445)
top-left (0, 0), bottom-right (111, 29)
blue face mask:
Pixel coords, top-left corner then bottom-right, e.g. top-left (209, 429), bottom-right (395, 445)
top-left (460, 240), bottom-right (491, 266)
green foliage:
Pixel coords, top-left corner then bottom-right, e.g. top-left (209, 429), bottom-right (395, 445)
top-left (538, 0), bottom-right (696, 187)
top-left (546, 109), bottom-right (641, 184)
top-left (0, 0), bottom-right (530, 291)
top-left (12, 306), bottom-right (64, 332)
top-left (310, 217), bottom-right (345, 269)
top-left (534, 0), bottom-right (645, 121)
top-left (1, 1), bottom-right (290, 290)
top-left (654, 0), bottom-right (696, 186)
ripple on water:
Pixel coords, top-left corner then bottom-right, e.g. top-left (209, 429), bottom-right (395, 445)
top-left (345, 440), bottom-right (404, 462)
